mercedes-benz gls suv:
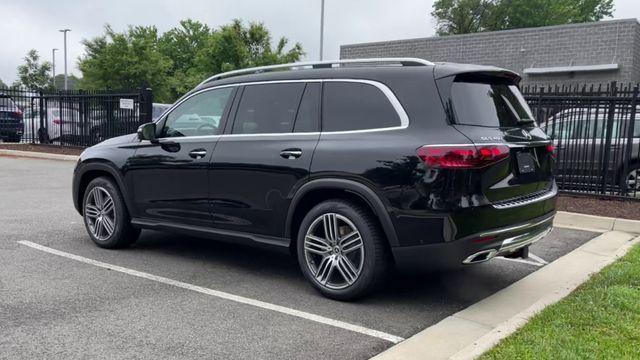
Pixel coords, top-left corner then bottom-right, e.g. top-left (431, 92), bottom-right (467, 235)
top-left (72, 58), bottom-right (556, 300)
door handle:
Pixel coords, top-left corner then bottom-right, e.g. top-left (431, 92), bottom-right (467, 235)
top-left (189, 149), bottom-right (207, 159)
top-left (280, 149), bottom-right (302, 159)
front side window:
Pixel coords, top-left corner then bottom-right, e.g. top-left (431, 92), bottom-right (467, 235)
top-left (162, 87), bottom-right (234, 138)
top-left (322, 82), bottom-right (401, 132)
top-left (232, 83), bottom-right (306, 134)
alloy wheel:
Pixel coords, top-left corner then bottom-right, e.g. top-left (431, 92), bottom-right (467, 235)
top-left (303, 213), bottom-right (365, 290)
top-left (84, 186), bottom-right (116, 241)
top-left (625, 169), bottom-right (639, 195)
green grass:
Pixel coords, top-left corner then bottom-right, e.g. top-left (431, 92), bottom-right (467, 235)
top-left (481, 244), bottom-right (640, 360)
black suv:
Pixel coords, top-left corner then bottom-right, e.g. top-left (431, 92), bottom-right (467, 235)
top-left (0, 93), bottom-right (24, 142)
top-left (72, 58), bottom-right (556, 300)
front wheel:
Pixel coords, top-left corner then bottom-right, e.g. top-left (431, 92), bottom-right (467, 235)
top-left (82, 177), bottom-right (140, 248)
top-left (296, 199), bottom-right (390, 300)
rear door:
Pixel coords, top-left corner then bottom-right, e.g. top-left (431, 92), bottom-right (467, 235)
top-left (437, 73), bottom-right (555, 204)
top-left (208, 81), bottom-right (321, 238)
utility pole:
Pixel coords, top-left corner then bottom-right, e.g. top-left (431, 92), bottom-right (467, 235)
top-left (320, 0), bottom-right (325, 60)
top-left (59, 29), bottom-right (71, 90)
top-left (52, 48), bottom-right (58, 89)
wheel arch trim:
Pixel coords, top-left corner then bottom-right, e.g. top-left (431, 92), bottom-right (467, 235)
top-left (73, 160), bottom-right (132, 215)
top-left (285, 178), bottom-right (399, 247)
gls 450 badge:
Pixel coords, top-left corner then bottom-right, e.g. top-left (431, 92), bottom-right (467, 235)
top-left (479, 136), bottom-right (503, 141)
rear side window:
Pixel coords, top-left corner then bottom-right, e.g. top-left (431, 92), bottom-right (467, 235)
top-left (322, 82), bottom-right (400, 132)
top-left (451, 79), bottom-right (535, 128)
top-left (233, 83), bottom-right (305, 134)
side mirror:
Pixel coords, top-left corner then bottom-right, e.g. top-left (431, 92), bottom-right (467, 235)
top-left (137, 122), bottom-right (157, 142)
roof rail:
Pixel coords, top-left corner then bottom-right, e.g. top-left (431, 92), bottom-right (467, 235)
top-left (197, 57), bottom-right (434, 87)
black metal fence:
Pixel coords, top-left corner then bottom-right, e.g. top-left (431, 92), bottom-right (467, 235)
top-left (0, 86), bottom-right (153, 147)
top-left (523, 81), bottom-right (640, 199)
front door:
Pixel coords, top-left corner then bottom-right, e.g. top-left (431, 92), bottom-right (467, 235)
top-left (208, 82), bottom-right (321, 238)
top-left (127, 86), bottom-right (236, 226)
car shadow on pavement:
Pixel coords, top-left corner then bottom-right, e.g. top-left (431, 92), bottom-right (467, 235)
top-left (129, 229), bottom-right (533, 308)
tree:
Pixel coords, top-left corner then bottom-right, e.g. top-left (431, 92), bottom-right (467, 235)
top-left (53, 74), bottom-right (80, 90)
top-left (431, 0), bottom-right (614, 35)
top-left (78, 25), bottom-right (172, 101)
top-left (195, 19), bottom-right (304, 76)
top-left (78, 19), bottom-right (304, 103)
top-left (0, 78), bottom-right (6, 88)
top-left (158, 19), bottom-right (213, 101)
top-left (14, 49), bottom-right (52, 89)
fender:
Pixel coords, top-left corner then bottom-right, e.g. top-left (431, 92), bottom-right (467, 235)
top-left (284, 178), bottom-right (400, 247)
top-left (72, 160), bottom-right (133, 215)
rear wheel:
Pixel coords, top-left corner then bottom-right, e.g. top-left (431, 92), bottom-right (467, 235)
top-left (296, 199), bottom-right (389, 300)
top-left (620, 164), bottom-right (640, 196)
top-left (82, 177), bottom-right (140, 248)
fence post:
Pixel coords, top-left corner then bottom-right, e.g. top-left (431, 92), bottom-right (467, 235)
top-left (139, 88), bottom-right (153, 125)
top-left (600, 81), bottom-right (618, 194)
top-left (620, 85), bottom-right (639, 195)
top-left (37, 90), bottom-right (46, 144)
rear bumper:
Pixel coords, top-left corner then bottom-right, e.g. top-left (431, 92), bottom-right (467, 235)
top-left (391, 211), bottom-right (555, 272)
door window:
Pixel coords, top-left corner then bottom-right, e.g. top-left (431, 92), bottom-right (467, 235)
top-left (162, 87), bottom-right (234, 138)
top-left (294, 83), bottom-right (321, 133)
top-left (322, 82), bottom-right (400, 132)
top-left (232, 83), bottom-right (306, 134)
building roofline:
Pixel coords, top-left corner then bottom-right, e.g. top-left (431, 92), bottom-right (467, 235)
top-left (341, 18), bottom-right (640, 50)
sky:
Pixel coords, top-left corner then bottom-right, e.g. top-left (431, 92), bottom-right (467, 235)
top-left (1, 0), bottom-right (639, 84)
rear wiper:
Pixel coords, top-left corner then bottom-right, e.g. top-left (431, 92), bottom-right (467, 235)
top-left (517, 118), bottom-right (535, 124)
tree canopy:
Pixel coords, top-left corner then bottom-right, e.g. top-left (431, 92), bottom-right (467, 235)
top-left (0, 78), bottom-right (6, 88)
top-left (14, 49), bottom-right (52, 89)
top-left (431, 0), bottom-right (615, 35)
top-left (78, 19), bottom-right (304, 103)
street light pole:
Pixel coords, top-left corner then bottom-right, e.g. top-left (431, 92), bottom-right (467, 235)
top-left (59, 29), bottom-right (71, 90)
top-left (52, 48), bottom-right (58, 89)
top-left (319, 0), bottom-right (325, 60)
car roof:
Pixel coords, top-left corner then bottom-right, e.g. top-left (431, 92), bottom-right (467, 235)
top-left (195, 61), bottom-right (518, 91)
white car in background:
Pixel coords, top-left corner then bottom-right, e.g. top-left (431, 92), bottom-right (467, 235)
top-left (22, 107), bottom-right (81, 142)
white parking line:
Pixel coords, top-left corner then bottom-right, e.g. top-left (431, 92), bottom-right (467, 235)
top-left (18, 240), bottom-right (404, 344)
top-left (528, 252), bottom-right (549, 265)
top-left (494, 256), bottom-right (545, 267)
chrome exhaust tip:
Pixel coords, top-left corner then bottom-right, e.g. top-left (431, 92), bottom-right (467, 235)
top-left (462, 249), bottom-right (498, 264)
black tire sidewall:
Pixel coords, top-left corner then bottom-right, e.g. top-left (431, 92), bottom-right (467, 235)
top-left (82, 177), bottom-right (133, 248)
top-left (296, 200), bottom-right (385, 300)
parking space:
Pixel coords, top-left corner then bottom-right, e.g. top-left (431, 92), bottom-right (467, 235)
top-left (0, 157), bottom-right (598, 359)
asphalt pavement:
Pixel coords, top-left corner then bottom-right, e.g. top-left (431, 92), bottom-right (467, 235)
top-left (0, 156), bottom-right (598, 359)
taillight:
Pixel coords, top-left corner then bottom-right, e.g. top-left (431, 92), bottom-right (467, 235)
top-left (546, 144), bottom-right (556, 158)
top-left (53, 118), bottom-right (62, 125)
top-left (416, 145), bottom-right (510, 169)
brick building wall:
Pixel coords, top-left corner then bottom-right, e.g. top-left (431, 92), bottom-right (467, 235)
top-left (340, 19), bottom-right (640, 86)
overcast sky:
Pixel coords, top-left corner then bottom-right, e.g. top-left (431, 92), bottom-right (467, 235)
top-left (1, 0), bottom-right (639, 84)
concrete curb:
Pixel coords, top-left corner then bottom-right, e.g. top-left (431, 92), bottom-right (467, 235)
top-left (554, 210), bottom-right (640, 234)
top-left (372, 229), bottom-right (640, 360)
top-left (0, 149), bottom-right (79, 162)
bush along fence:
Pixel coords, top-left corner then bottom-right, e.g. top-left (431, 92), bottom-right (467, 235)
top-left (0, 86), bottom-right (153, 147)
top-left (522, 81), bottom-right (640, 199)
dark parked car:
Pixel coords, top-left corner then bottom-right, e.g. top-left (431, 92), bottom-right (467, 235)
top-left (72, 58), bottom-right (556, 300)
top-left (541, 108), bottom-right (640, 194)
top-left (0, 93), bottom-right (24, 142)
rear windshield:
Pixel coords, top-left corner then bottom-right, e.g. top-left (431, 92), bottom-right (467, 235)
top-left (451, 79), bottom-right (535, 128)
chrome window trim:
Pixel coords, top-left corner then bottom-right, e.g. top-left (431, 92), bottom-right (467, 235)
top-left (154, 78), bottom-right (409, 141)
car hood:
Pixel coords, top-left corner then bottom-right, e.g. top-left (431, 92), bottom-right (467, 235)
top-left (92, 133), bottom-right (137, 148)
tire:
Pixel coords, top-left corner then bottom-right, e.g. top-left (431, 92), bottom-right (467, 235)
top-left (296, 199), bottom-right (390, 300)
top-left (82, 176), bottom-right (140, 248)
top-left (6, 135), bottom-right (21, 143)
top-left (620, 163), bottom-right (640, 196)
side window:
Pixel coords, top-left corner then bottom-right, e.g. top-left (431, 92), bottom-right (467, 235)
top-left (232, 83), bottom-right (305, 134)
top-left (294, 83), bottom-right (321, 133)
top-left (322, 82), bottom-right (401, 132)
top-left (162, 87), bottom-right (234, 138)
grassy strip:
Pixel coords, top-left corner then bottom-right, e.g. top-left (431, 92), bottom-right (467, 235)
top-left (481, 244), bottom-right (640, 359)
